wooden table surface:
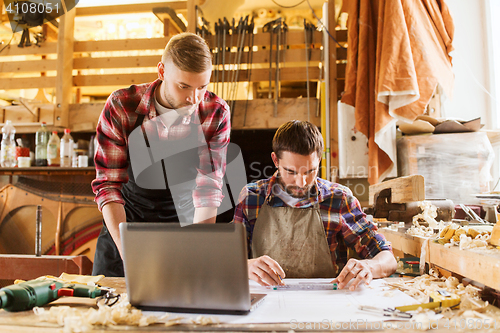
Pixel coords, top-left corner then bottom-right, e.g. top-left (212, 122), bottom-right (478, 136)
top-left (0, 277), bottom-right (498, 332)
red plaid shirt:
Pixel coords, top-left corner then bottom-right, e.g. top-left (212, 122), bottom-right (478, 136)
top-left (92, 79), bottom-right (230, 211)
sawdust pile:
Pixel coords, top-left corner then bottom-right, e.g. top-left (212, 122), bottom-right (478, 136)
top-left (34, 293), bottom-right (219, 332)
top-left (386, 269), bottom-right (499, 324)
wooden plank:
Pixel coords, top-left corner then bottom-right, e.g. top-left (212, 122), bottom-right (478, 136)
top-left (75, 1), bottom-right (187, 16)
top-left (0, 59), bottom-right (57, 73)
top-left (368, 175), bottom-right (425, 206)
top-left (429, 241), bottom-right (500, 290)
top-left (0, 76), bottom-right (56, 89)
top-left (54, 8), bottom-right (75, 128)
top-left (73, 55), bottom-right (159, 70)
top-left (69, 103), bottom-right (104, 129)
top-left (231, 98), bottom-right (320, 129)
top-left (73, 37), bottom-right (170, 53)
top-left (73, 73), bottom-right (158, 87)
top-left (3, 105), bottom-right (54, 128)
top-left (0, 42), bottom-right (58, 56)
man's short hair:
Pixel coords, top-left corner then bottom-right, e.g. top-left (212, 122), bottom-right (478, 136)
top-left (272, 120), bottom-right (324, 159)
top-left (161, 32), bottom-right (212, 73)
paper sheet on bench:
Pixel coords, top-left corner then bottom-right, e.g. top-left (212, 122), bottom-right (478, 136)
top-left (145, 278), bottom-right (421, 324)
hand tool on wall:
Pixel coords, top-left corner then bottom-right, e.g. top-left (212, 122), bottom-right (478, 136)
top-left (263, 19), bottom-right (276, 101)
top-left (230, 16), bottom-right (249, 119)
top-left (304, 20), bottom-right (315, 120)
top-left (243, 16), bottom-right (255, 127)
top-left (0, 279), bottom-right (110, 312)
top-left (274, 18), bottom-right (287, 118)
top-left (214, 21), bottom-right (220, 95)
top-left (221, 18), bottom-right (229, 100)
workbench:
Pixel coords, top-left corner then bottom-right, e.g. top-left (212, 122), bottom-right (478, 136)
top-left (380, 228), bottom-right (500, 291)
top-left (0, 277), bottom-right (498, 332)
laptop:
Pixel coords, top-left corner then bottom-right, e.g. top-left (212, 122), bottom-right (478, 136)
top-left (120, 222), bottom-right (266, 314)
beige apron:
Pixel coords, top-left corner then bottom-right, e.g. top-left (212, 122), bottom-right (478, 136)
top-left (251, 200), bottom-right (336, 278)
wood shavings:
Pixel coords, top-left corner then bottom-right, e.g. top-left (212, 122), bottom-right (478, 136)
top-left (33, 294), bottom-right (160, 332)
top-left (164, 316), bottom-right (183, 327)
top-left (189, 315), bottom-right (220, 325)
top-left (386, 269), bottom-right (482, 304)
top-left (383, 291), bottom-right (394, 297)
top-left (412, 201), bottom-right (439, 228)
top-left (406, 224), bottom-right (435, 237)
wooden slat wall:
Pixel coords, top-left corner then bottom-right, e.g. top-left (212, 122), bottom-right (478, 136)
top-left (0, 30), bottom-right (347, 91)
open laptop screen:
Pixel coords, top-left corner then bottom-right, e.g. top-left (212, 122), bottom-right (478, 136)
top-left (120, 223), bottom-right (254, 314)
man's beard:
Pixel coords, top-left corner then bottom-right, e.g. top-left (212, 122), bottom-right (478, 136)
top-left (276, 172), bottom-right (313, 199)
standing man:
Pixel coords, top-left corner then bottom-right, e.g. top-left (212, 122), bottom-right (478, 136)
top-left (92, 33), bottom-right (230, 277)
top-left (233, 121), bottom-right (396, 290)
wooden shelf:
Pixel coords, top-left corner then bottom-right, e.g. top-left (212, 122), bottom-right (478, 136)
top-left (0, 167), bottom-right (95, 176)
top-left (380, 228), bottom-right (500, 290)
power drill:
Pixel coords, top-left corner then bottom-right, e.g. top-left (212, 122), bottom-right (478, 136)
top-left (0, 279), bottom-right (107, 312)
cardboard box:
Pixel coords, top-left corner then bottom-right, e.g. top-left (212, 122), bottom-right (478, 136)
top-left (397, 132), bottom-right (493, 205)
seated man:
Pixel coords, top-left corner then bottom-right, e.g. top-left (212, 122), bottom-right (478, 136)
top-left (233, 120), bottom-right (396, 291)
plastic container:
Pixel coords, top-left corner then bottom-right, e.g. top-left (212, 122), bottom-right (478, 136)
top-left (1, 120), bottom-right (16, 167)
top-left (60, 129), bottom-right (74, 167)
top-left (47, 131), bottom-right (60, 166)
top-left (35, 122), bottom-right (50, 166)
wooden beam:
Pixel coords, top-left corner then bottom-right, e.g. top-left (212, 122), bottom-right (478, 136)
top-left (186, 0), bottom-right (195, 33)
top-left (55, 7), bottom-right (75, 128)
top-left (74, 1), bottom-right (187, 16)
top-left (328, 1), bottom-right (339, 182)
top-left (368, 175), bottom-right (425, 206)
top-left (153, 7), bottom-right (186, 34)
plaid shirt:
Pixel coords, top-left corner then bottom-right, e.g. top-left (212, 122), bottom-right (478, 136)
top-left (233, 172), bottom-right (392, 273)
top-left (92, 79), bottom-right (230, 211)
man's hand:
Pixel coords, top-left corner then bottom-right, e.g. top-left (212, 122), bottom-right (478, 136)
top-left (333, 258), bottom-right (373, 291)
top-left (332, 251), bottom-right (397, 291)
top-left (248, 255), bottom-right (286, 286)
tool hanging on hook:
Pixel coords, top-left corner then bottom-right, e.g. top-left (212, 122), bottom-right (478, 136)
top-left (263, 17), bottom-right (287, 117)
top-left (229, 16), bottom-right (249, 119)
top-left (243, 16), bottom-right (255, 127)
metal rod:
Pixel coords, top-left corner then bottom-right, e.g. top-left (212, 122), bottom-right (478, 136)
top-left (243, 16), bottom-right (255, 127)
top-left (214, 21), bottom-right (221, 95)
top-left (274, 19), bottom-right (281, 118)
top-left (304, 20), bottom-right (311, 121)
top-left (35, 205), bottom-right (42, 256)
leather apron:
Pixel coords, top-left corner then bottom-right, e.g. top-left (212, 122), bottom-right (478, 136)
top-left (93, 114), bottom-right (200, 277)
top-left (251, 198), bottom-right (336, 278)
